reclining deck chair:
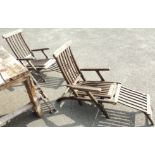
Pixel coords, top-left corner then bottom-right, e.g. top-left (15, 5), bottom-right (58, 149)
top-left (2, 29), bottom-right (60, 82)
top-left (53, 40), bottom-right (154, 126)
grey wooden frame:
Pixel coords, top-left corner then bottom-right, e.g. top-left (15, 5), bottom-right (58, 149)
top-left (2, 29), bottom-right (60, 82)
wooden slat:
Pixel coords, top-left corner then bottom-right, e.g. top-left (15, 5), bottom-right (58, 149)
top-left (61, 51), bottom-right (73, 84)
top-left (118, 99), bottom-right (147, 113)
top-left (66, 48), bottom-right (77, 80)
top-left (98, 98), bottom-right (117, 104)
top-left (15, 34), bottom-right (29, 57)
top-left (80, 82), bottom-right (111, 88)
top-left (59, 53), bottom-right (72, 84)
top-left (68, 46), bottom-right (85, 81)
top-left (4, 30), bottom-right (32, 60)
top-left (2, 29), bottom-right (23, 38)
top-left (81, 82), bottom-right (111, 86)
top-left (77, 91), bottom-right (110, 97)
top-left (146, 94), bottom-right (152, 115)
top-left (10, 36), bottom-right (24, 58)
top-left (80, 68), bottom-right (110, 71)
top-left (80, 81), bottom-right (118, 85)
top-left (81, 83), bottom-right (111, 89)
top-left (120, 89), bottom-right (147, 101)
top-left (17, 34), bottom-right (27, 54)
top-left (118, 97), bottom-right (147, 111)
top-left (107, 84), bottom-right (115, 96)
top-left (19, 33), bottom-right (32, 54)
top-left (119, 95), bottom-right (147, 109)
top-left (121, 87), bottom-right (146, 98)
top-left (113, 84), bottom-right (121, 103)
top-left (14, 34), bottom-right (27, 58)
top-left (53, 40), bottom-right (72, 57)
top-left (63, 49), bottom-right (75, 82)
top-left (68, 47), bottom-right (79, 76)
top-left (119, 91), bottom-right (147, 105)
top-left (67, 84), bottom-right (102, 92)
top-left (6, 38), bottom-right (19, 59)
top-left (121, 86), bottom-right (145, 96)
top-left (7, 37), bottom-right (22, 59)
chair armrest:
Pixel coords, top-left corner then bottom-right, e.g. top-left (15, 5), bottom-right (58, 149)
top-left (17, 58), bottom-right (34, 61)
top-left (67, 84), bottom-right (101, 93)
top-left (31, 48), bottom-right (49, 59)
top-left (80, 68), bottom-right (110, 71)
top-left (66, 84), bottom-right (111, 98)
top-left (31, 48), bottom-right (49, 52)
top-left (80, 68), bottom-right (110, 81)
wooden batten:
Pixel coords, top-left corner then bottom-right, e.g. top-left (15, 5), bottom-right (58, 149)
top-left (2, 29), bottom-right (23, 39)
top-left (53, 40), bottom-right (72, 57)
top-left (146, 94), bottom-right (152, 115)
top-left (113, 84), bottom-right (121, 103)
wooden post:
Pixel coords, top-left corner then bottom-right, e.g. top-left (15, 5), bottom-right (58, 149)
top-left (23, 76), bottom-right (42, 117)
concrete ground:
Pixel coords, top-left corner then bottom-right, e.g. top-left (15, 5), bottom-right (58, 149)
top-left (0, 28), bottom-right (155, 127)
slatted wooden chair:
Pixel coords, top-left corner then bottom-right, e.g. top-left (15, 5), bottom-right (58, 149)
top-left (2, 29), bottom-right (60, 82)
top-left (53, 40), bottom-right (154, 126)
top-left (53, 40), bottom-right (122, 119)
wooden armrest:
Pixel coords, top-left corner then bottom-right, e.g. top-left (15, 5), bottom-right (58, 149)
top-left (17, 58), bottom-right (34, 61)
top-left (67, 84), bottom-right (101, 93)
top-left (31, 48), bottom-right (49, 52)
top-left (31, 48), bottom-right (49, 59)
top-left (80, 68), bottom-right (110, 71)
top-left (80, 68), bottom-right (110, 81)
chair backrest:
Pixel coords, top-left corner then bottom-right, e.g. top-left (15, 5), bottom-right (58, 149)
top-left (2, 29), bottom-right (32, 59)
top-left (53, 41), bottom-right (85, 85)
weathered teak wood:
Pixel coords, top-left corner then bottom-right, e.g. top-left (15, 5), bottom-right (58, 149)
top-left (118, 86), bottom-right (154, 125)
top-left (2, 29), bottom-right (60, 82)
top-left (0, 46), bottom-right (28, 86)
top-left (0, 47), bottom-right (55, 126)
top-left (53, 40), bottom-right (121, 119)
top-left (53, 41), bottom-right (154, 126)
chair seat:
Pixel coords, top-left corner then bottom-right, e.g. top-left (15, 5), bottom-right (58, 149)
top-left (27, 58), bottom-right (57, 69)
top-left (76, 81), bottom-right (121, 104)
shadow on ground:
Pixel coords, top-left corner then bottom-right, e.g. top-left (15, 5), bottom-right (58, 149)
top-left (40, 76), bottom-right (64, 89)
top-left (5, 100), bottom-right (151, 127)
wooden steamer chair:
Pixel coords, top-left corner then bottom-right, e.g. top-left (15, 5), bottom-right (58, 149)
top-left (53, 41), bottom-right (154, 126)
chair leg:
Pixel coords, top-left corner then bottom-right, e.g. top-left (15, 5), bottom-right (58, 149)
top-left (144, 113), bottom-right (154, 126)
top-left (87, 91), bottom-right (110, 119)
top-left (101, 106), bottom-right (110, 119)
top-left (78, 100), bottom-right (83, 106)
top-left (97, 103), bottom-right (110, 119)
